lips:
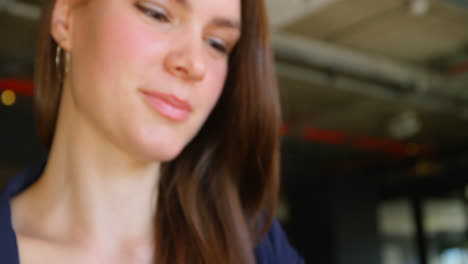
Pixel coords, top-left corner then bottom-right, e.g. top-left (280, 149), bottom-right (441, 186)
top-left (141, 90), bottom-right (192, 122)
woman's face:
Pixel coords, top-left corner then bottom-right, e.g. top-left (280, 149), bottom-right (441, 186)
top-left (60, 0), bottom-right (241, 161)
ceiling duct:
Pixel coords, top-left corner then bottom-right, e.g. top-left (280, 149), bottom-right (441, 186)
top-left (266, 0), bottom-right (343, 28)
top-left (440, 0), bottom-right (468, 9)
top-left (273, 32), bottom-right (468, 101)
top-left (0, 0), bottom-right (40, 21)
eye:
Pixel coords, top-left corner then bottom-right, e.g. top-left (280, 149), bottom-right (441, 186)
top-left (207, 38), bottom-right (228, 55)
top-left (135, 2), bottom-right (170, 23)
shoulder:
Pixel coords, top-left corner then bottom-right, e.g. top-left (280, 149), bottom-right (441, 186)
top-left (0, 191), bottom-right (20, 263)
top-left (0, 161), bottom-right (45, 264)
top-left (254, 219), bottom-right (305, 264)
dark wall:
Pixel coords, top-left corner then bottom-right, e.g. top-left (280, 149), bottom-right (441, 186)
top-left (0, 96), bottom-right (45, 187)
top-left (281, 138), bottom-right (381, 264)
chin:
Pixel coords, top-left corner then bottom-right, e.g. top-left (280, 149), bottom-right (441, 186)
top-left (134, 139), bottom-right (187, 163)
top-left (122, 119), bottom-right (199, 163)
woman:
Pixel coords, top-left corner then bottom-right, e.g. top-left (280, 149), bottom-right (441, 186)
top-left (0, 0), bottom-right (304, 263)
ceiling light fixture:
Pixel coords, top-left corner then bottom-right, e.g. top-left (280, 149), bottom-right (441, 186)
top-left (409, 0), bottom-right (430, 16)
top-left (388, 111), bottom-right (422, 140)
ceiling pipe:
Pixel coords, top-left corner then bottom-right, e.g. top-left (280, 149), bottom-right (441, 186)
top-left (441, 0), bottom-right (468, 9)
top-left (450, 59), bottom-right (468, 76)
top-left (276, 62), bottom-right (463, 115)
top-left (1, 0), bottom-right (41, 21)
top-left (266, 0), bottom-right (343, 29)
top-left (0, 78), bottom-right (34, 96)
top-left (273, 32), bottom-right (468, 101)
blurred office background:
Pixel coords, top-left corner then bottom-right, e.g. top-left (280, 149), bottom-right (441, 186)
top-left (1, 0), bottom-right (468, 263)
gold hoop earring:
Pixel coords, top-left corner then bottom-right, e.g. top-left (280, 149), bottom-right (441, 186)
top-left (56, 45), bottom-right (70, 81)
top-left (55, 45), bottom-right (63, 83)
top-left (64, 51), bottom-right (70, 74)
top-left (55, 45), bottom-right (62, 69)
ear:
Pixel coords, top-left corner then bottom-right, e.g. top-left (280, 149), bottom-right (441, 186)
top-left (50, 0), bottom-right (73, 51)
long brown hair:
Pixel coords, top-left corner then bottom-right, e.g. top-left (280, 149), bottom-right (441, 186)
top-left (34, 0), bottom-right (280, 263)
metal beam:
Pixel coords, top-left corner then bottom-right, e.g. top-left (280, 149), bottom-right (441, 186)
top-left (273, 32), bottom-right (468, 101)
top-left (276, 62), bottom-right (464, 115)
top-left (1, 0), bottom-right (41, 20)
top-left (266, 0), bottom-right (343, 28)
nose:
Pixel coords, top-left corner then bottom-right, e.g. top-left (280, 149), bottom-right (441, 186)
top-left (164, 40), bottom-right (207, 82)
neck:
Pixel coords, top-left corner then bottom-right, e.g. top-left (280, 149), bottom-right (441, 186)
top-left (13, 88), bottom-right (160, 248)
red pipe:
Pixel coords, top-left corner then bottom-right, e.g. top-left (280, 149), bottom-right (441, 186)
top-left (299, 127), bottom-right (429, 158)
top-left (449, 59), bottom-right (468, 76)
top-left (302, 127), bottom-right (346, 145)
top-left (0, 78), bottom-right (34, 97)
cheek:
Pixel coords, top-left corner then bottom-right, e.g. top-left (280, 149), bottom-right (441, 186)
top-left (93, 14), bottom-right (167, 83)
top-left (71, 8), bottom-right (170, 115)
top-left (205, 65), bottom-right (228, 104)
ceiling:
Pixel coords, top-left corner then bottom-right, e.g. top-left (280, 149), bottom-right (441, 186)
top-left (266, 0), bottom-right (468, 151)
top-left (1, 0), bottom-right (468, 156)
top-left (279, 0), bottom-right (468, 65)
top-left (267, 0), bottom-right (468, 66)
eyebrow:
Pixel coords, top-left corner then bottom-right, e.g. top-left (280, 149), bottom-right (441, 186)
top-left (212, 17), bottom-right (241, 31)
top-left (173, 0), bottom-right (241, 31)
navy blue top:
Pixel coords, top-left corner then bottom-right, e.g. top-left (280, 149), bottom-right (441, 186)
top-left (0, 161), bottom-right (304, 263)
